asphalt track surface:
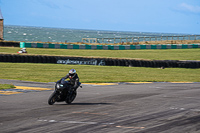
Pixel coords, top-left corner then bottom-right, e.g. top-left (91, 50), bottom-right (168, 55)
top-left (1, 79), bottom-right (200, 133)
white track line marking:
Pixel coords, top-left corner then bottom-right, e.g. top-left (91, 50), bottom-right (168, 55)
top-left (37, 119), bottom-right (145, 129)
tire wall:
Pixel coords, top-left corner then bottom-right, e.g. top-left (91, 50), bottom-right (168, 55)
top-left (0, 54), bottom-right (200, 68)
top-left (0, 42), bottom-right (20, 47)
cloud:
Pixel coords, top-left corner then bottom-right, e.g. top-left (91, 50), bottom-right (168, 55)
top-left (34, 0), bottom-right (60, 9)
top-left (179, 3), bottom-right (200, 13)
top-left (34, 0), bottom-right (72, 10)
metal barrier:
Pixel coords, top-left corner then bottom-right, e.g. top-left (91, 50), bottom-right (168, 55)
top-left (20, 42), bottom-right (200, 50)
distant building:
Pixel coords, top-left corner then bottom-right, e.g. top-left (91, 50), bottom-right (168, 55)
top-left (0, 9), bottom-right (3, 40)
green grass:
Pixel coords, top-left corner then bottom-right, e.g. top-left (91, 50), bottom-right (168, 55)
top-left (0, 84), bottom-right (15, 90)
top-left (0, 47), bottom-right (200, 83)
top-left (0, 63), bottom-right (199, 83)
top-left (0, 47), bottom-right (200, 60)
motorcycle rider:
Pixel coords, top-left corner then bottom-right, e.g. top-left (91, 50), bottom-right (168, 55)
top-left (60, 69), bottom-right (79, 91)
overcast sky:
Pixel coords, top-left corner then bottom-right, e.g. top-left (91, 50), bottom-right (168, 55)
top-left (0, 0), bottom-right (200, 34)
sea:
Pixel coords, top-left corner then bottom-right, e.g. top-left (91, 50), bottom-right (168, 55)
top-left (3, 25), bottom-right (191, 43)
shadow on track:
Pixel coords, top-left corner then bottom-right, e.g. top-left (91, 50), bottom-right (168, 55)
top-left (54, 102), bottom-right (113, 106)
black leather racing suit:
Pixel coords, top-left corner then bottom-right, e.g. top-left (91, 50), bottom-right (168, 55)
top-left (62, 73), bottom-right (79, 90)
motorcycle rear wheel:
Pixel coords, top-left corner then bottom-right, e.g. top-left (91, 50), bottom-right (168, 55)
top-left (48, 92), bottom-right (57, 105)
top-left (65, 91), bottom-right (77, 104)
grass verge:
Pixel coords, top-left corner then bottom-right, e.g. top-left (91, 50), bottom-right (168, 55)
top-left (0, 84), bottom-right (15, 90)
top-left (0, 63), bottom-right (199, 83)
top-left (0, 47), bottom-right (200, 61)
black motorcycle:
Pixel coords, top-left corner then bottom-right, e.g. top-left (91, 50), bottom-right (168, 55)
top-left (48, 79), bottom-right (82, 105)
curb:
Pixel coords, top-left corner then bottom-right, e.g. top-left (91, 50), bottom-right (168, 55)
top-left (82, 82), bottom-right (197, 86)
top-left (0, 86), bottom-right (53, 95)
top-left (0, 82), bottom-right (198, 95)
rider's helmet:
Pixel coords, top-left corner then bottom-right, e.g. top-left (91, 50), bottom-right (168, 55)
top-left (69, 69), bottom-right (76, 76)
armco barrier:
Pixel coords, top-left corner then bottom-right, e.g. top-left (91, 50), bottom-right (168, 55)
top-left (20, 42), bottom-right (200, 50)
top-left (0, 41), bottom-right (20, 47)
top-left (0, 54), bottom-right (200, 68)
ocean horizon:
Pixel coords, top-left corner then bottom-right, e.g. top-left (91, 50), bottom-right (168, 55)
top-left (4, 25), bottom-right (191, 43)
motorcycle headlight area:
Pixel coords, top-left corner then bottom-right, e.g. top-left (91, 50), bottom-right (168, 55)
top-left (57, 84), bottom-right (63, 89)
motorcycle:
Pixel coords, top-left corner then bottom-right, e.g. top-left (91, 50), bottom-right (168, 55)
top-left (48, 78), bottom-right (82, 105)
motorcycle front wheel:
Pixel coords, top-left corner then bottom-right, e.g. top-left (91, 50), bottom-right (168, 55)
top-left (65, 91), bottom-right (77, 104)
top-left (48, 92), bottom-right (57, 105)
